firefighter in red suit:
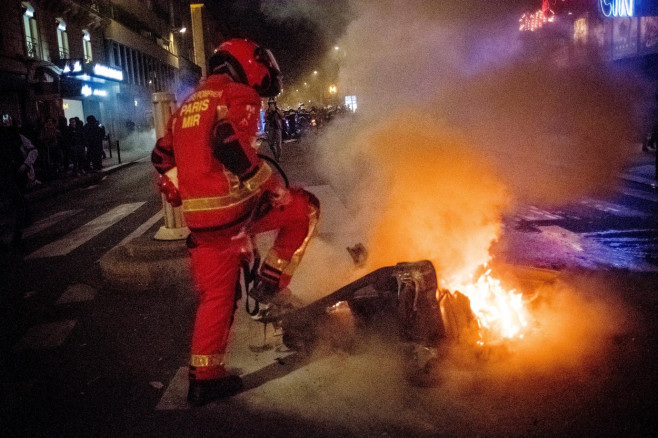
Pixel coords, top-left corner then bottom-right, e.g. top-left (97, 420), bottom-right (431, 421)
top-left (151, 38), bottom-right (320, 406)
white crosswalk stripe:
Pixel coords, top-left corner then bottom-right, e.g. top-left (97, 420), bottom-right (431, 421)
top-left (114, 210), bottom-right (163, 247)
top-left (578, 199), bottom-right (649, 218)
top-left (515, 205), bottom-right (562, 221)
top-left (13, 320), bottom-right (77, 350)
top-left (23, 209), bottom-right (83, 238)
top-left (616, 186), bottom-right (658, 203)
top-left (56, 283), bottom-right (97, 304)
top-left (619, 166), bottom-right (656, 186)
top-left (10, 205), bottom-right (161, 351)
top-left (25, 202), bottom-right (145, 259)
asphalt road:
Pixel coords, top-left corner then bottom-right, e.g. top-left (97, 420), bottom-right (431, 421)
top-left (1, 138), bottom-right (657, 437)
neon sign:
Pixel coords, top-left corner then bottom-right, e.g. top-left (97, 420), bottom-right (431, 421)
top-left (62, 60), bottom-right (83, 74)
top-left (81, 84), bottom-right (107, 97)
top-left (600, 0), bottom-right (634, 17)
top-left (59, 60), bottom-right (123, 82)
top-left (93, 64), bottom-right (123, 81)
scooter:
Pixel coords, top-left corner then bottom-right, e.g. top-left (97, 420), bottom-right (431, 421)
top-left (239, 255), bottom-right (480, 386)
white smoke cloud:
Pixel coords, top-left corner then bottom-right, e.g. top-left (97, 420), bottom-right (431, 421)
top-left (248, 1), bottom-right (651, 434)
top-left (260, 0), bottom-right (352, 44)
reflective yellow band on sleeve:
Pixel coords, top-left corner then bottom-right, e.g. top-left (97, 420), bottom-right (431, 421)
top-left (243, 163), bottom-right (272, 191)
top-left (263, 249), bottom-right (288, 272)
top-left (182, 164), bottom-right (272, 213)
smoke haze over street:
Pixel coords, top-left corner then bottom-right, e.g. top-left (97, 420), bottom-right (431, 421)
top-left (246, 1), bottom-right (657, 435)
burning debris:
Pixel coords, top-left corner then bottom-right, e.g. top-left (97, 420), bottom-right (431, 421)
top-left (346, 242), bottom-right (368, 267)
top-left (260, 259), bottom-right (541, 386)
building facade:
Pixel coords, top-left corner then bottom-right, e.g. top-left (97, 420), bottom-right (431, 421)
top-left (0, 0), bottom-right (210, 143)
top-left (519, 0), bottom-right (658, 76)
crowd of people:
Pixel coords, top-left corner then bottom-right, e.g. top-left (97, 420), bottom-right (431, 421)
top-left (1, 114), bottom-right (108, 187)
top-left (0, 113), bottom-right (106, 251)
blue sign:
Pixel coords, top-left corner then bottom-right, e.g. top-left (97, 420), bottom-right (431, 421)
top-left (600, 0), bottom-right (635, 17)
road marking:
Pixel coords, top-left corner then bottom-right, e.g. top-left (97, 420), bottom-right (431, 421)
top-left (578, 199), bottom-right (649, 218)
top-left (156, 366), bottom-right (190, 410)
top-left (583, 228), bottom-right (658, 238)
top-left (56, 283), bottom-right (97, 304)
top-left (23, 209), bottom-right (83, 238)
top-left (25, 202), bottom-right (145, 259)
top-left (616, 186), bottom-right (658, 203)
top-left (516, 205), bottom-right (562, 221)
top-left (114, 210), bottom-right (163, 247)
top-left (619, 170), bottom-right (657, 187)
top-left (13, 320), bottom-right (77, 350)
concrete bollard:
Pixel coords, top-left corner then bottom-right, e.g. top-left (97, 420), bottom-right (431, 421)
top-left (152, 92), bottom-right (189, 240)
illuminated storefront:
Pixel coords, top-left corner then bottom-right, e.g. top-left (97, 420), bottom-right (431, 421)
top-left (520, 0), bottom-right (658, 65)
top-left (57, 59), bottom-right (123, 126)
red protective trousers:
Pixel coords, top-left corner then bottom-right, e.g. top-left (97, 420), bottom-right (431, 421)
top-left (187, 188), bottom-right (318, 379)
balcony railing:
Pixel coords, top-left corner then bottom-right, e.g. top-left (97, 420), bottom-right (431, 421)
top-left (25, 36), bottom-right (43, 60)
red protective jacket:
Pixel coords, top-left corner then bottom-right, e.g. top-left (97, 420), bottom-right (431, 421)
top-left (152, 74), bottom-right (277, 231)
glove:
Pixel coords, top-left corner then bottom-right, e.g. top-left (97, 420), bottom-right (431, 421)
top-left (157, 173), bottom-right (182, 207)
top-left (267, 185), bottom-right (292, 208)
top-left (260, 175), bottom-right (291, 208)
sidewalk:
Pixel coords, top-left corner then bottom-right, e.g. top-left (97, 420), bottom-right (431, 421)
top-left (24, 144), bottom-right (151, 202)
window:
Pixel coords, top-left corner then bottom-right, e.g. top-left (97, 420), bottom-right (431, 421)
top-left (345, 95), bottom-right (357, 112)
top-left (56, 18), bottom-right (69, 59)
top-left (111, 42), bottom-right (120, 67)
top-left (22, 2), bottom-right (42, 60)
top-left (82, 30), bottom-right (92, 62)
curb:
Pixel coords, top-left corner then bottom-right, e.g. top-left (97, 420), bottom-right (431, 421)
top-left (24, 158), bottom-right (145, 202)
top-left (99, 231), bottom-right (190, 292)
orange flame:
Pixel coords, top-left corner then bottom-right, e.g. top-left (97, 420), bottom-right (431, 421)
top-left (446, 266), bottom-right (531, 344)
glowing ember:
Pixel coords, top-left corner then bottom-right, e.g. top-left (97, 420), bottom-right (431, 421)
top-left (446, 267), bottom-right (531, 344)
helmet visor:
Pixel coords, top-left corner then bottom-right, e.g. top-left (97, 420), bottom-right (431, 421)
top-left (254, 47), bottom-right (282, 97)
top-left (255, 47), bottom-right (280, 72)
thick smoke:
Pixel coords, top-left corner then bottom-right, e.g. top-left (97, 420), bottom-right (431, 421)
top-left (260, 0), bottom-right (351, 44)
top-left (282, 0), bottom-right (645, 320)
top-left (328, 0), bottom-right (644, 206)
top-left (120, 128), bottom-right (156, 155)
top-left (250, 1), bottom-right (648, 434)
top-left (244, 275), bottom-right (637, 436)
top-left (296, 0), bottom-right (648, 282)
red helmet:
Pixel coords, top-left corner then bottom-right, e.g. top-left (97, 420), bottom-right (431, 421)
top-left (208, 38), bottom-right (282, 97)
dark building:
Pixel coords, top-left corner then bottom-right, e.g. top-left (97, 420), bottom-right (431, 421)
top-left (519, 0), bottom-right (658, 77)
top-left (0, 0), bottom-right (216, 143)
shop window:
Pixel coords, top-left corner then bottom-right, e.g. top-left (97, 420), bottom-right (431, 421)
top-left (56, 18), bottom-right (69, 59)
top-left (345, 95), bottom-right (357, 112)
top-left (22, 2), bottom-right (43, 60)
top-left (82, 30), bottom-right (93, 62)
top-left (112, 42), bottom-right (121, 67)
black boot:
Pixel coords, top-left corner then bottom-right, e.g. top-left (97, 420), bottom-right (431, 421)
top-left (248, 277), bottom-right (279, 304)
top-left (187, 375), bottom-right (243, 407)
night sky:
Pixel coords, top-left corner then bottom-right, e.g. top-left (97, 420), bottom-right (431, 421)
top-left (204, 0), bottom-right (353, 84)
top-left (203, 0), bottom-right (542, 86)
